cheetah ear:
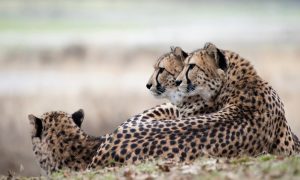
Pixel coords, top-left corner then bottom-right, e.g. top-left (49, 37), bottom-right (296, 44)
top-left (204, 42), bottom-right (227, 71)
top-left (72, 109), bottom-right (84, 128)
top-left (28, 114), bottom-right (43, 139)
top-left (170, 46), bottom-right (188, 60)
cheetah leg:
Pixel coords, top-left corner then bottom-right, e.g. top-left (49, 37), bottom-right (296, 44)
top-left (269, 125), bottom-right (298, 156)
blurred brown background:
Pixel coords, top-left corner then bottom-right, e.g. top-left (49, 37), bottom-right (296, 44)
top-left (0, 0), bottom-right (299, 176)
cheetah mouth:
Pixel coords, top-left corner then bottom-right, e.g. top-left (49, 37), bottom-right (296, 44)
top-left (153, 85), bottom-right (166, 96)
top-left (177, 83), bottom-right (197, 95)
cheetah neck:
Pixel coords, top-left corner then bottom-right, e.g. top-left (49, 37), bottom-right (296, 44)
top-left (214, 50), bottom-right (260, 107)
top-left (172, 94), bottom-right (216, 117)
top-left (169, 90), bottom-right (185, 105)
top-left (51, 129), bottom-right (103, 171)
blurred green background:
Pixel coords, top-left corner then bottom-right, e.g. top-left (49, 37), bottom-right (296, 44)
top-left (0, 0), bottom-right (299, 176)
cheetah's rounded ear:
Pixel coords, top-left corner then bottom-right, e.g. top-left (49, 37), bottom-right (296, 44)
top-left (170, 46), bottom-right (188, 60)
top-left (72, 109), bottom-right (84, 128)
top-left (204, 42), bottom-right (227, 71)
top-left (28, 114), bottom-right (43, 139)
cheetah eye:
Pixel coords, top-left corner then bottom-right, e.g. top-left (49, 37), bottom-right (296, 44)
top-left (189, 64), bottom-right (196, 70)
top-left (158, 67), bottom-right (165, 73)
top-left (158, 67), bottom-right (175, 76)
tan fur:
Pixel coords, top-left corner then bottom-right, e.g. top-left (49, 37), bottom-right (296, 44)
top-left (31, 44), bottom-right (300, 173)
top-left (29, 110), bottom-right (104, 175)
top-left (176, 42), bottom-right (300, 155)
top-left (145, 47), bottom-right (216, 119)
top-left (88, 43), bottom-right (299, 169)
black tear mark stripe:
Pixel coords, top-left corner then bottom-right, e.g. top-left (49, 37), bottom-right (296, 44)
top-left (185, 64), bottom-right (196, 84)
top-left (155, 68), bottom-right (164, 88)
top-left (186, 56), bottom-right (192, 63)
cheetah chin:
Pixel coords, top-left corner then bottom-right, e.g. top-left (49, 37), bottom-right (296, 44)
top-left (168, 90), bottom-right (185, 105)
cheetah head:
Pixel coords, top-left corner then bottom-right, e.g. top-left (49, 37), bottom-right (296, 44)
top-left (28, 109), bottom-right (84, 139)
top-left (176, 42), bottom-right (228, 101)
top-left (146, 46), bottom-right (188, 103)
top-left (28, 109), bottom-right (84, 174)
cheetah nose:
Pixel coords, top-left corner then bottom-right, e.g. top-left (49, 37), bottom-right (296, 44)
top-left (175, 80), bottom-right (182, 86)
top-left (146, 83), bottom-right (152, 89)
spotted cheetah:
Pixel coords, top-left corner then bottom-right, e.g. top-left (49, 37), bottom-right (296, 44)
top-left (88, 43), bottom-right (300, 169)
top-left (30, 43), bottom-right (300, 173)
top-left (145, 43), bottom-right (299, 155)
top-left (28, 109), bottom-right (105, 175)
top-left (175, 42), bottom-right (300, 155)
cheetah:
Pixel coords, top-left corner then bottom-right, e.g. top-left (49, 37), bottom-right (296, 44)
top-left (30, 43), bottom-right (300, 173)
top-left (175, 42), bottom-right (300, 155)
top-left (28, 109), bottom-right (105, 175)
top-left (88, 43), bottom-right (299, 169)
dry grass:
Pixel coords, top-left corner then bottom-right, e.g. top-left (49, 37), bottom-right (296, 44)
top-left (3, 155), bottom-right (300, 180)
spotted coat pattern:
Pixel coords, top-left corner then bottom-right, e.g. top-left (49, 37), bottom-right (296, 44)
top-left (88, 43), bottom-right (299, 169)
top-left (29, 110), bottom-right (104, 174)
